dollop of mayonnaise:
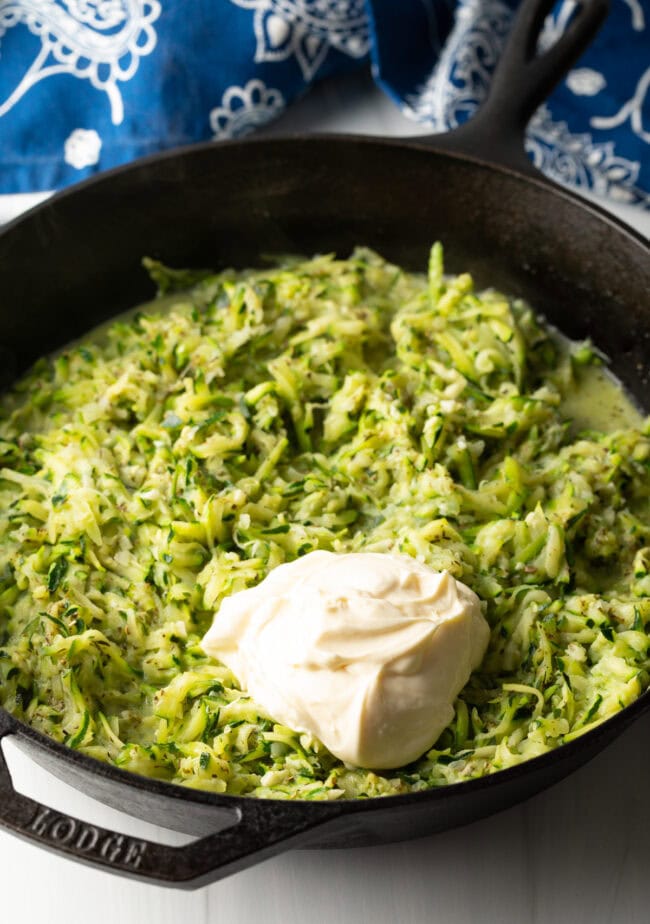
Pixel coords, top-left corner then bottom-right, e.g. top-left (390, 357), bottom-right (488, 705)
top-left (201, 551), bottom-right (489, 769)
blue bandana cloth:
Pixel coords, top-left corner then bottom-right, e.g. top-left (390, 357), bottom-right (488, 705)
top-left (0, 0), bottom-right (648, 206)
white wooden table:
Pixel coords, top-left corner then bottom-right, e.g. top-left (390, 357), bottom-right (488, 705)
top-left (1, 71), bottom-right (649, 923)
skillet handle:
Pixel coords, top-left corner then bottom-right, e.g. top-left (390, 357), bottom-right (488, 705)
top-left (420, 0), bottom-right (610, 176)
top-left (0, 717), bottom-right (338, 889)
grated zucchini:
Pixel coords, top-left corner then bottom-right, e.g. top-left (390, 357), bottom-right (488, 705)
top-left (0, 245), bottom-right (648, 800)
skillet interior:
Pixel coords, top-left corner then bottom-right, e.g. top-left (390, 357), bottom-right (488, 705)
top-left (2, 136), bottom-right (649, 398)
top-left (0, 134), bottom-right (649, 863)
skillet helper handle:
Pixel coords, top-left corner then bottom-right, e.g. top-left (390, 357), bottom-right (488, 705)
top-left (423, 0), bottom-right (610, 175)
top-left (0, 717), bottom-right (336, 889)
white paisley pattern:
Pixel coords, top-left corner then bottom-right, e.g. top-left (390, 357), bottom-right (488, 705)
top-left (0, 1), bottom-right (160, 125)
top-left (622, 0), bottom-right (645, 31)
top-left (591, 67), bottom-right (650, 144)
top-left (230, 0), bottom-right (369, 81)
top-left (565, 68), bottom-right (607, 97)
top-left (405, 0), bottom-right (512, 129)
top-left (404, 0), bottom-right (647, 207)
top-left (64, 126), bottom-right (102, 167)
top-left (528, 105), bottom-right (647, 206)
top-left (209, 79), bottom-right (285, 139)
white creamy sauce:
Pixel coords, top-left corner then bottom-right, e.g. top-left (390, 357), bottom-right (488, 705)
top-left (201, 551), bottom-right (490, 769)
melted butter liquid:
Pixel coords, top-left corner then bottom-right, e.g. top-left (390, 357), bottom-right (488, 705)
top-left (560, 362), bottom-right (645, 433)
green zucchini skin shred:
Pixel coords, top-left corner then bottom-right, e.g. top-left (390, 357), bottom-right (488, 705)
top-left (0, 245), bottom-right (648, 800)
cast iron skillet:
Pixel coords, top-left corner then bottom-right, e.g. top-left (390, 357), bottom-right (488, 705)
top-left (0, 0), bottom-right (648, 890)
